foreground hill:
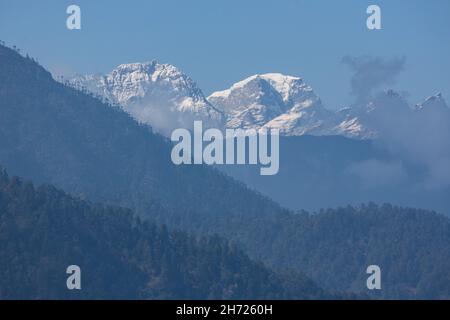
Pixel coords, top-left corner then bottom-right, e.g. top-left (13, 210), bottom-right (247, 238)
top-left (0, 169), bottom-right (327, 299)
top-left (1, 44), bottom-right (450, 299)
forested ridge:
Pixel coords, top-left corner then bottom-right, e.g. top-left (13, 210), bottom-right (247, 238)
top-left (0, 168), bottom-right (331, 300)
top-left (1, 43), bottom-right (450, 299)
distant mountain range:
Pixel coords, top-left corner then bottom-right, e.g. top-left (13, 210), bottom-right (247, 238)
top-left (70, 62), bottom-right (449, 140)
top-left (3, 44), bottom-right (450, 299)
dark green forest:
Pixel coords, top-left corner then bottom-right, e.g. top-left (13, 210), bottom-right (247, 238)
top-left (1, 43), bottom-right (450, 299)
top-left (0, 168), bottom-right (329, 299)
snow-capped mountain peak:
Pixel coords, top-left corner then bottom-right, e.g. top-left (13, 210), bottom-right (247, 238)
top-left (70, 61), bottom-right (224, 135)
top-left (208, 73), bottom-right (330, 134)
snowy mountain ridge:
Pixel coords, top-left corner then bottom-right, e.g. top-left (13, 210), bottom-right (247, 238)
top-left (69, 63), bottom-right (449, 140)
top-left (70, 61), bottom-right (224, 135)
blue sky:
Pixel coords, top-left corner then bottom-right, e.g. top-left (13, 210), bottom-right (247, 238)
top-left (1, 0), bottom-right (449, 108)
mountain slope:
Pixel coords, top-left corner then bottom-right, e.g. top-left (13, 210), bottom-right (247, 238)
top-left (0, 168), bottom-right (326, 300)
top-left (262, 204), bottom-right (450, 299)
top-left (219, 134), bottom-right (450, 214)
top-left (2, 44), bottom-right (450, 299)
top-left (332, 89), bottom-right (414, 139)
top-left (209, 75), bottom-right (450, 141)
top-left (72, 62), bottom-right (450, 142)
top-left (0, 44), bottom-right (285, 226)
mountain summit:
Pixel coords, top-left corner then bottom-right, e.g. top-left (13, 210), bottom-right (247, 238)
top-left (208, 73), bottom-right (335, 135)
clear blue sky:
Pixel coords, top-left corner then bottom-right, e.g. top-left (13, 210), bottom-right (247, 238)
top-left (1, 0), bottom-right (449, 108)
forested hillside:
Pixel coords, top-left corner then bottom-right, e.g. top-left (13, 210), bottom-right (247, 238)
top-left (0, 169), bottom-right (328, 300)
